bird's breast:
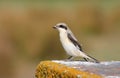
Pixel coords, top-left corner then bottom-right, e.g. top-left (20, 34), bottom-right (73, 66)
top-left (59, 32), bottom-right (79, 56)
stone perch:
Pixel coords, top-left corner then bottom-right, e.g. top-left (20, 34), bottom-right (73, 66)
top-left (35, 60), bottom-right (120, 78)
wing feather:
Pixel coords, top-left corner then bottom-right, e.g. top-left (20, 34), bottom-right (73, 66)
top-left (67, 33), bottom-right (83, 51)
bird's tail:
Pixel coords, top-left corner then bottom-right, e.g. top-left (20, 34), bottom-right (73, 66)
top-left (84, 55), bottom-right (100, 63)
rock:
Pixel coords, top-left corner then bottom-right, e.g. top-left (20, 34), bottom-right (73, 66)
top-left (35, 61), bottom-right (102, 78)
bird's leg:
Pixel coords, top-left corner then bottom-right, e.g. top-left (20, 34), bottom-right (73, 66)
top-left (66, 56), bottom-right (74, 61)
top-left (83, 58), bottom-right (89, 62)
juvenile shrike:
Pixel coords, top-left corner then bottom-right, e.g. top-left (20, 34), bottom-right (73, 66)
top-left (53, 23), bottom-right (99, 63)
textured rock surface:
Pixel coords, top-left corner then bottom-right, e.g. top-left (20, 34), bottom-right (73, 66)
top-left (35, 61), bottom-right (102, 78)
top-left (52, 60), bottom-right (120, 78)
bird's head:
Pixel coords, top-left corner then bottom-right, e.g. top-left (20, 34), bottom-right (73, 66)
top-left (53, 23), bottom-right (68, 32)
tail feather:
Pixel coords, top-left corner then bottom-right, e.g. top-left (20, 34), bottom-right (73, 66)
top-left (84, 55), bottom-right (100, 63)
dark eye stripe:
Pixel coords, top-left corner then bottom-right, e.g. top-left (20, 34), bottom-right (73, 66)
top-left (59, 25), bottom-right (67, 30)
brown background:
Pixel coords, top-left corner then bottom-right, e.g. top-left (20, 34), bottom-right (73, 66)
top-left (0, 1), bottom-right (120, 78)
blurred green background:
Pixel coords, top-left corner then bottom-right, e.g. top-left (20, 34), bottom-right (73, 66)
top-left (0, 0), bottom-right (120, 78)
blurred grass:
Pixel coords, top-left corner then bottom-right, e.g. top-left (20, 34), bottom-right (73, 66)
top-left (0, 1), bottom-right (119, 78)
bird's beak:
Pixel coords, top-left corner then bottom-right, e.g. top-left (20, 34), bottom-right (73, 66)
top-left (53, 26), bottom-right (57, 29)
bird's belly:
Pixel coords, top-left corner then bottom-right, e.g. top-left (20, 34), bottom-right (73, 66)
top-left (61, 39), bottom-right (81, 56)
top-left (64, 45), bottom-right (78, 56)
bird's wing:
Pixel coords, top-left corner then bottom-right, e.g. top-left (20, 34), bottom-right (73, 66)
top-left (67, 33), bottom-right (83, 51)
top-left (67, 28), bottom-right (78, 41)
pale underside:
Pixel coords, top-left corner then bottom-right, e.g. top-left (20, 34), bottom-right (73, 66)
top-left (59, 30), bottom-right (88, 58)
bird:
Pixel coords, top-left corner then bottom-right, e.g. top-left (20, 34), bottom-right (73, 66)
top-left (53, 23), bottom-right (99, 63)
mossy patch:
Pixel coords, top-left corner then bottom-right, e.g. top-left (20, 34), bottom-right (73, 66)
top-left (35, 61), bottom-right (102, 78)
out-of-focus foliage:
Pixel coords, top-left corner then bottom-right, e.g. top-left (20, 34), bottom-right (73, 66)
top-left (0, 1), bottom-right (120, 78)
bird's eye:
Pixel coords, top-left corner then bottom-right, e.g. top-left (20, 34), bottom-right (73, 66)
top-left (59, 25), bottom-right (67, 30)
top-left (59, 25), bottom-right (64, 28)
